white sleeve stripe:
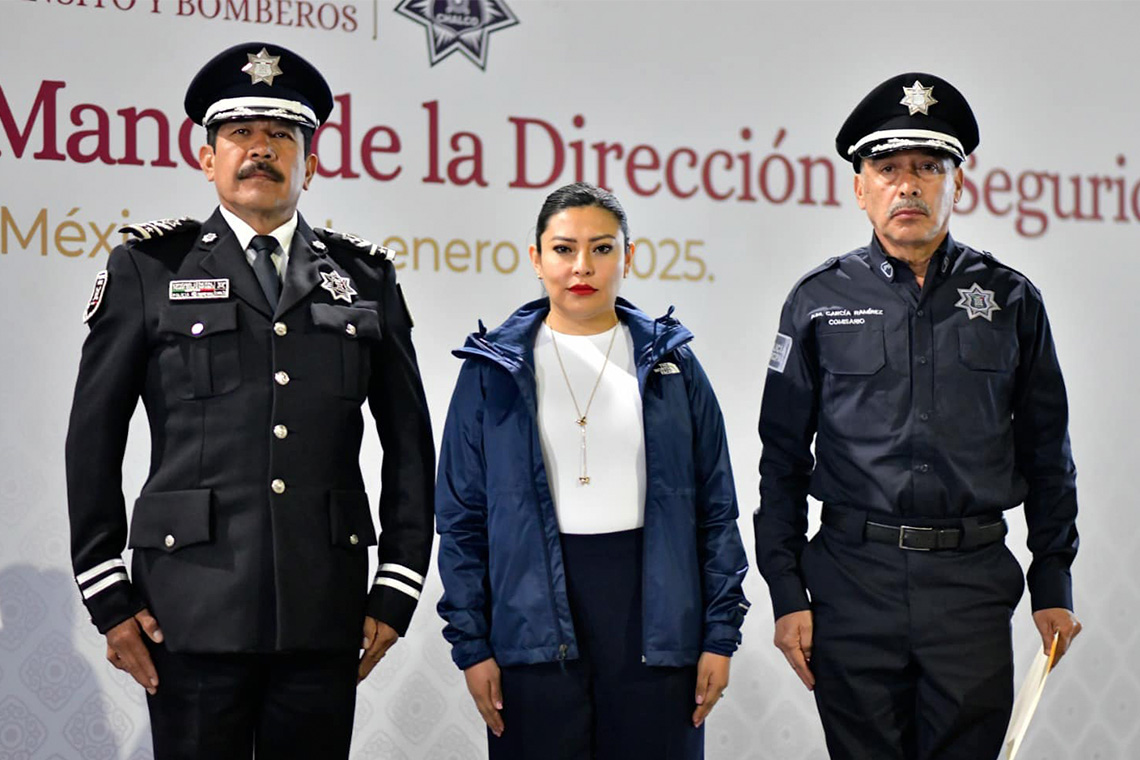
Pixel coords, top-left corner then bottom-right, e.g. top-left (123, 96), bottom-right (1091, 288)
top-left (378, 563), bottom-right (425, 585)
top-left (81, 571), bottom-right (128, 600)
top-left (374, 577), bottom-right (422, 601)
top-left (76, 558), bottom-right (126, 585)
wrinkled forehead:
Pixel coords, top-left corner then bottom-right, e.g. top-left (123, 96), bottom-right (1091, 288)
top-left (862, 148), bottom-right (956, 169)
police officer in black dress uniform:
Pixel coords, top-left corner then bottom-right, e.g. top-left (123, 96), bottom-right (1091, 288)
top-left (64, 42), bottom-right (435, 759)
top-left (755, 73), bottom-right (1082, 760)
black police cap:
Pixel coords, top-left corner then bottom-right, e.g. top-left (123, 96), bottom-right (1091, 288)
top-left (836, 72), bottom-right (979, 170)
top-left (184, 42), bottom-right (333, 130)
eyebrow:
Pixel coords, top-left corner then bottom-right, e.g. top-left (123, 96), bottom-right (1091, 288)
top-left (550, 234), bottom-right (617, 243)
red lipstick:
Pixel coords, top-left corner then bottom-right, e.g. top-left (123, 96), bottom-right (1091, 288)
top-left (568, 284), bottom-right (598, 295)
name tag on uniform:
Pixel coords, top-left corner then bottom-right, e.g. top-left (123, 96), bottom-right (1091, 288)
top-left (169, 279), bottom-right (230, 300)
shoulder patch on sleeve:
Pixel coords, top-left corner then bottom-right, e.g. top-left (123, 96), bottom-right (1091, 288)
top-left (314, 227), bottom-right (396, 260)
top-left (768, 332), bottom-right (793, 373)
top-left (82, 270), bottom-right (109, 323)
top-left (118, 217), bottom-right (200, 241)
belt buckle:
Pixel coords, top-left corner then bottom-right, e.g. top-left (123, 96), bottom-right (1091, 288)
top-left (898, 525), bottom-right (933, 551)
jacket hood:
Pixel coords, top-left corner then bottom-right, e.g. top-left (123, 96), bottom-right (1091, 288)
top-left (455, 297), bottom-right (693, 387)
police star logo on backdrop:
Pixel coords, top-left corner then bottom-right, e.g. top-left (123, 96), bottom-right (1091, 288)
top-left (954, 283), bottom-right (1002, 321)
top-left (243, 48), bottom-right (283, 85)
top-left (900, 80), bottom-right (938, 115)
top-left (319, 270), bottom-right (358, 303)
top-left (395, 0), bottom-right (519, 70)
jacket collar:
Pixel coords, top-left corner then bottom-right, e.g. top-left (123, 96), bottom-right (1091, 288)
top-left (866, 231), bottom-right (959, 284)
top-left (196, 208), bottom-right (332, 318)
top-left (456, 297), bottom-right (693, 395)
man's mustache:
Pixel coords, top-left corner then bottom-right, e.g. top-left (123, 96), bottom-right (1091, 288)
top-left (237, 161), bottom-right (284, 181)
top-left (889, 199), bottom-right (931, 217)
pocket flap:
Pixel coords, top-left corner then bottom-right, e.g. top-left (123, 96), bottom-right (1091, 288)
top-left (311, 303), bottom-right (382, 341)
top-left (819, 328), bottom-right (886, 375)
top-left (957, 326), bottom-right (1018, 372)
top-left (329, 490), bottom-right (378, 549)
top-left (128, 489), bottom-right (212, 552)
top-left (158, 302), bottom-right (238, 338)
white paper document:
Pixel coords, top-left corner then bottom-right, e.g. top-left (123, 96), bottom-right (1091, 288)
top-left (1002, 632), bottom-right (1060, 760)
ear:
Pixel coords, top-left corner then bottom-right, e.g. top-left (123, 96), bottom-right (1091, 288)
top-left (302, 153), bottom-right (318, 191)
top-left (624, 242), bottom-right (635, 278)
top-left (853, 172), bottom-right (867, 210)
top-left (199, 145), bottom-right (216, 181)
top-left (528, 244), bottom-right (543, 278)
top-left (953, 165), bottom-right (964, 202)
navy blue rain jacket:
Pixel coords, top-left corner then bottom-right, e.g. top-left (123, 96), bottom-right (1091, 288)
top-left (435, 297), bottom-right (749, 670)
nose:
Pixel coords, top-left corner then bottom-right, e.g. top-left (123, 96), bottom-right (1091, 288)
top-left (897, 167), bottom-right (921, 197)
top-left (248, 130), bottom-right (276, 160)
top-left (573, 250), bottom-right (594, 276)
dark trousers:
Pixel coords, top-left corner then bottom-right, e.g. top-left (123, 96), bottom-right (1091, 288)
top-left (490, 529), bottom-right (703, 760)
top-left (145, 642), bottom-right (358, 760)
top-left (802, 524), bottom-right (1026, 760)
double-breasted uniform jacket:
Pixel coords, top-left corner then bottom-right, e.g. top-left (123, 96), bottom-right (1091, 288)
top-left (65, 208), bottom-right (435, 653)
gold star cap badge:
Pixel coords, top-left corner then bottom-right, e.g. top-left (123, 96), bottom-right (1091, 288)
top-left (242, 48), bottom-right (283, 86)
top-left (900, 80), bottom-right (938, 116)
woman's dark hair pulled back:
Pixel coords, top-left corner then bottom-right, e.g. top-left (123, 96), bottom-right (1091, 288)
top-left (535, 182), bottom-right (630, 253)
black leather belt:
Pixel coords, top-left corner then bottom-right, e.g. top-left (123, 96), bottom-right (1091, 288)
top-left (823, 506), bottom-right (1006, 551)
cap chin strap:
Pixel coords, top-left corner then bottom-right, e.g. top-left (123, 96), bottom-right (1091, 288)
top-left (203, 96), bottom-right (318, 129)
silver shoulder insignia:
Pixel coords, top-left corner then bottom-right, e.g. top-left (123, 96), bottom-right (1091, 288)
top-left (314, 227), bottom-right (394, 260)
top-left (119, 217), bottom-right (200, 240)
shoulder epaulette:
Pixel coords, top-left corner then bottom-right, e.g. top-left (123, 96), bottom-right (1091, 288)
top-left (314, 227), bottom-right (396, 261)
top-left (960, 246), bottom-right (1037, 289)
top-left (790, 254), bottom-right (845, 293)
top-left (118, 217), bottom-right (200, 242)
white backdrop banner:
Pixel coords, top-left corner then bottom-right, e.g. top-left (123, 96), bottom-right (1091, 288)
top-left (1, 1), bottom-right (1137, 758)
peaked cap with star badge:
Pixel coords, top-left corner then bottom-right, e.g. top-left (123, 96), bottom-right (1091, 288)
top-left (185, 42), bottom-right (333, 130)
top-left (836, 72), bottom-right (979, 170)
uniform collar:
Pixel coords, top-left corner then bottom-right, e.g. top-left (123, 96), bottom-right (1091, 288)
top-left (218, 206), bottom-right (298, 254)
top-left (867, 232), bottom-right (957, 283)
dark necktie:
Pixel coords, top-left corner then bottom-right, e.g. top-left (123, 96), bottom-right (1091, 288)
top-left (249, 235), bottom-right (281, 309)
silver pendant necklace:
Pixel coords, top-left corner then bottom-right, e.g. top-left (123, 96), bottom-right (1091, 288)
top-left (547, 321), bottom-right (620, 485)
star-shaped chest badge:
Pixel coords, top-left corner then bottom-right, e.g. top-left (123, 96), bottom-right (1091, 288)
top-left (955, 283), bottom-right (1002, 321)
top-left (243, 48), bottom-right (283, 86)
top-left (900, 80), bottom-right (938, 116)
top-left (320, 270), bottom-right (357, 303)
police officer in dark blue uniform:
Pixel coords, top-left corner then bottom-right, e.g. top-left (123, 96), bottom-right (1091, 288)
top-left (64, 42), bottom-right (435, 760)
top-left (755, 73), bottom-right (1082, 760)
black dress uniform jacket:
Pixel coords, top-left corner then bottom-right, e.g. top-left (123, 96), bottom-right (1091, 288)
top-left (756, 233), bottom-right (1078, 620)
top-left (65, 209), bottom-right (435, 653)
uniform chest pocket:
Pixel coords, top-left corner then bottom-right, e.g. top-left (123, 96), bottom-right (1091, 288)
top-left (957, 326), bottom-right (1018, 372)
top-left (158, 302), bottom-right (241, 399)
top-left (310, 303), bottom-right (382, 399)
top-left (818, 327), bottom-right (886, 375)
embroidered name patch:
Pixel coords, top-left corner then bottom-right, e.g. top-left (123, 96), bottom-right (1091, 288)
top-left (769, 332), bottom-right (793, 373)
top-left (169, 279), bottom-right (230, 300)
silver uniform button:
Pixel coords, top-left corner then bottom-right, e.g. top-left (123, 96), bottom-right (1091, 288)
top-left (273, 322), bottom-right (288, 336)
top-left (273, 424), bottom-right (288, 439)
top-left (164, 534), bottom-right (175, 548)
top-left (191, 322), bottom-right (205, 336)
top-left (349, 534), bottom-right (360, 546)
top-left (345, 323), bottom-right (357, 337)
top-left (274, 371), bottom-right (290, 386)
top-left (271, 479), bottom-right (286, 494)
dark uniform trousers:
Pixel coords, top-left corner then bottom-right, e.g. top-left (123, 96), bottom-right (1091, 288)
top-left (803, 516), bottom-right (1025, 760)
top-left (66, 210), bottom-right (435, 759)
top-left (490, 530), bottom-right (704, 760)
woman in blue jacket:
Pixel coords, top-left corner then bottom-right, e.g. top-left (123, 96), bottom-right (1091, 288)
top-left (435, 182), bottom-right (749, 759)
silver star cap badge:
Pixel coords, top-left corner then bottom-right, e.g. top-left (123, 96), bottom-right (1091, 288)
top-left (954, 283), bottom-right (1002, 321)
top-left (900, 80), bottom-right (938, 116)
top-left (242, 48), bottom-right (283, 86)
top-left (319, 270), bottom-right (358, 303)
